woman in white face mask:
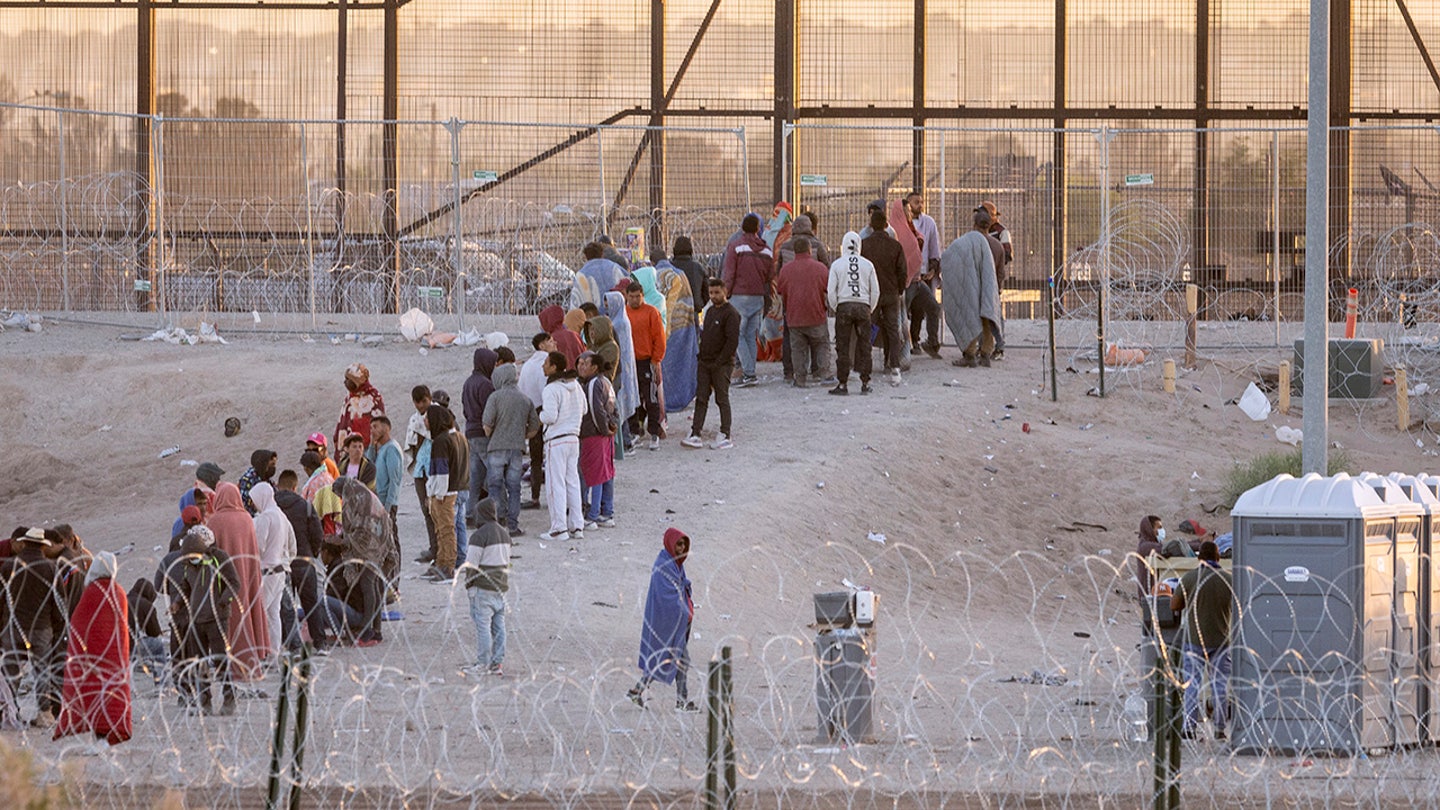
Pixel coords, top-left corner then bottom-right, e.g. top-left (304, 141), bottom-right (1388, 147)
top-left (1135, 515), bottom-right (1165, 600)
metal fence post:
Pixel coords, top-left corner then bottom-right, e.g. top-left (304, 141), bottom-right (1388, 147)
top-left (1271, 129), bottom-right (1282, 345)
top-left (265, 655), bottom-right (294, 810)
top-left (153, 113), bottom-right (167, 327)
top-left (57, 108), bottom-right (70, 312)
top-left (597, 126), bottom-right (608, 231)
top-left (738, 128), bottom-right (751, 212)
top-left (705, 658), bottom-right (721, 810)
top-left (447, 117), bottom-right (465, 328)
top-left (938, 128), bottom-right (947, 242)
top-left (302, 122), bottom-right (317, 330)
top-left (1096, 126), bottom-right (1114, 397)
top-left (288, 646), bottom-right (313, 810)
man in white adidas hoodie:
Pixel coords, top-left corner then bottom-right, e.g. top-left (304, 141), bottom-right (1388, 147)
top-left (539, 351), bottom-right (589, 540)
top-left (826, 231), bottom-right (881, 395)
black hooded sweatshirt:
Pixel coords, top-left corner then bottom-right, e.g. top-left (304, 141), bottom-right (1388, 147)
top-left (671, 236), bottom-right (708, 316)
top-left (275, 487), bottom-right (324, 560)
top-left (463, 348), bottom-right (498, 440)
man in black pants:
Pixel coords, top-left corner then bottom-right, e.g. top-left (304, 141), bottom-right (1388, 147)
top-left (518, 332), bottom-right (556, 510)
top-left (681, 278), bottom-right (740, 451)
top-left (275, 468), bottom-right (330, 651)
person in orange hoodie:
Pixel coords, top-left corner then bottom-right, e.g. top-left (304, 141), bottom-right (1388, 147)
top-left (624, 279), bottom-right (667, 450)
top-left (540, 305), bottom-right (584, 369)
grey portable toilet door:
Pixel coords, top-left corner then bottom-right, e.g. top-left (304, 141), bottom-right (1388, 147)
top-left (1363, 518), bottom-right (1398, 749)
top-left (1395, 515), bottom-right (1423, 745)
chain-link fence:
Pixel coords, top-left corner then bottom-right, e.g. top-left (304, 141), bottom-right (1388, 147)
top-left (0, 104), bottom-right (752, 331)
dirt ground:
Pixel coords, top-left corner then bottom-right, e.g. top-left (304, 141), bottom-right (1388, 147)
top-left (0, 312), bottom-right (1428, 807)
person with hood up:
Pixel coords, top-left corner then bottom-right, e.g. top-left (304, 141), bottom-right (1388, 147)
top-left (638, 258), bottom-right (700, 414)
top-left (54, 551), bottom-right (132, 747)
top-left (170, 504), bottom-right (205, 552)
top-left (585, 315), bottom-right (622, 386)
top-left (250, 482), bottom-right (296, 657)
top-left (827, 231), bottom-right (881, 395)
top-left (940, 208), bottom-right (1002, 367)
top-left (572, 241), bottom-right (629, 308)
top-left (539, 351), bottom-right (589, 541)
top-left (459, 497), bottom-right (512, 676)
top-left (720, 213), bottom-right (774, 387)
top-left (627, 528), bottom-right (697, 711)
top-left (1134, 515), bottom-right (1165, 601)
top-left (540, 305), bottom-right (584, 369)
top-left (483, 363), bottom-right (542, 536)
top-left (165, 525), bottom-right (241, 715)
top-left (207, 482), bottom-right (270, 683)
top-left (577, 351), bottom-right (619, 528)
top-left (238, 449), bottom-right (278, 516)
top-left (332, 476), bottom-right (397, 646)
top-left (670, 236), bottom-right (708, 318)
top-left (1, 527), bottom-right (68, 728)
top-left (601, 291), bottom-right (641, 445)
top-left (333, 363), bottom-right (386, 450)
top-left (462, 347), bottom-right (499, 528)
top-left (860, 208), bottom-right (910, 386)
top-left (623, 279), bottom-right (667, 451)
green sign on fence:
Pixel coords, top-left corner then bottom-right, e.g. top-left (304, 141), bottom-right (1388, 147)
top-left (133, 279), bottom-right (152, 292)
top-left (418, 286), bottom-right (444, 298)
top-left (799, 174), bottom-right (828, 187)
top-left (472, 170), bottom-right (499, 182)
top-left (1124, 173), bottom-right (1154, 186)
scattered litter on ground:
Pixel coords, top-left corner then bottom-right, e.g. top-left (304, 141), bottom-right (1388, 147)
top-left (1238, 382), bottom-right (1271, 421)
top-left (1, 310), bottom-right (43, 332)
top-left (866, 531), bottom-right (887, 545)
top-left (399, 308), bottom-right (434, 341)
top-left (179, 459), bottom-right (198, 467)
top-left (999, 669), bottom-right (1069, 686)
top-left (158, 446), bottom-right (180, 459)
top-left (1275, 425), bottom-right (1302, 446)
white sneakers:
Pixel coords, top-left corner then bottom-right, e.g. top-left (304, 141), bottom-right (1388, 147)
top-left (648, 435), bottom-right (661, 451)
top-left (890, 368), bottom-right (902, 386)
top-left (683, 433), bottom-right (734, 450)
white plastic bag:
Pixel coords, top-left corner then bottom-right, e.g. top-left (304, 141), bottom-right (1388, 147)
top-left (1275, 425), bottom-right (1303, 446)
top-left (398, 308), bottom-right (434, 342)
top-left (1238, 382), bottom-right (1271, 421)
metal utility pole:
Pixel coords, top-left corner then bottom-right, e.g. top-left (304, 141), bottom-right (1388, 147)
top-left (1302, 0), bottom-right (1330, 475)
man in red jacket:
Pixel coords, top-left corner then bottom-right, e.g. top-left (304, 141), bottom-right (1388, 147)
top-left (720, 214), bottom-right (774, 387)
top-left (624, 279), bottom-right (667, 450)
top-left (776, 239), bottom-right (832, 388)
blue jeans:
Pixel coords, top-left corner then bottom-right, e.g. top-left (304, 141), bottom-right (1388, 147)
top-left (1181, 644), bottom-right (1230, 733)
top-left (453, 490), bottom-right (469, 566)
top-left (585, 479), bottom-right (614, 522)
top-left (467, 587), bottom-right (507, 668)
top-left (135, 636), bottom-right (169, 685)
top-left (731, 294), bottom-right (764, 377)
top-left (485, 449), bottom-right (525, 531)
top-left (467, 436), bottom-right (489, 526)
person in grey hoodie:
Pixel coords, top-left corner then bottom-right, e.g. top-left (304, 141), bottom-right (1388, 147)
top-left (460, 497), bottom-right (511, 677)
top-left (483, 364), bottom-right (542, 536)
top-left (461, 347), bottom-right (498, 528)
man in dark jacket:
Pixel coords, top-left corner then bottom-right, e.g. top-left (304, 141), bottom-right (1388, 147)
top-left (276, 468), bottom-right (330, 651)
top-left (164, 526), bottom-right (242, 715)
top-left (670, 235), bottom-right (708, 318)
top-left (682, 278), bottom-right (741, 450)
top-left (238, 449), bottom-right (278, 515)
top-left (461, 347), bottom-right (498, 528)
top-left (861, 209), bottom-right (909, 386)
top-left (1, 528), bottom-right (67, 727)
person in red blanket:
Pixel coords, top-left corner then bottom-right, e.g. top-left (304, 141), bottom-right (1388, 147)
top-left (54, 551), bottom-right (132, 746)
top-left (334, 363), bottom-right (386, 449)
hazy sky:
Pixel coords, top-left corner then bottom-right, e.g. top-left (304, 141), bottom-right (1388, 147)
top-left (5, 0), bottom-right (1315, 35)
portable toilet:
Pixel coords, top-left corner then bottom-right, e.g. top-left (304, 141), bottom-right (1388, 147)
top-left (1357, 472), bottom-right (1424, 746)
top-left (1390, 472), bottom-right (1440, 742)
top-left (1231, 472), bottom-right (1402, 754)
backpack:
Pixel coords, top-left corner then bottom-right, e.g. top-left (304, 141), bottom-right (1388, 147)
top-left (183, 554), bottom-right (233, 625)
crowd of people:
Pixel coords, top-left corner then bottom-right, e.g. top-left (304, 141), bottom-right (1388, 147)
top-left (0, 192), bottom-right (1017, 735)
